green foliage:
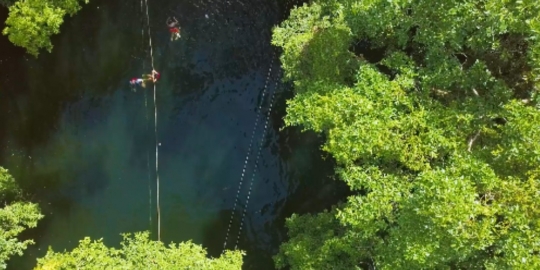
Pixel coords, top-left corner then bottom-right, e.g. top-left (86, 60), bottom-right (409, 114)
top-left (0, 167), bottom-right (44, 270)
top-left (2, 0), bottom-right (89, 57)
top-left (35, 231), bottom-right (244, 270)
top-left (272, 3), bottom-right (358, 90)
top-left (0, 167), bottom-right (19, 200)
top-left (273, 0), bottom-right (540, 269)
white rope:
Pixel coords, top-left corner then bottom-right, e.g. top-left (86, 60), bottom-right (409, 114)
top-left (143, 0), bottom-right (155, 71)
top-left (143, 0), bottom-right (160, 241)
top-left (141, 0), bottom-right (152, 233)
top-left (234, 66), bottom-right (279, 250)
top-left (222, 55), bottom-right (275, 251)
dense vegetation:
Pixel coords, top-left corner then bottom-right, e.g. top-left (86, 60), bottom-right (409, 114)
top-left (272, 0), bottom-right (540, 269)
top-left (0, 167), bottom-right (43, 270)
top-left (35, 232), bottom-right (243, 269)
top-left (1, 0), bottom-right (89, 56)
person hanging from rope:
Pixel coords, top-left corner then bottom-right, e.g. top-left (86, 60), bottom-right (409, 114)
top-left (130, 70), bottom-right (159, 90)
top-left (129, 77), bottom-right (146, 91)
top-left (143, 69), bottom-right (160, 83)
top-left (166, 16), bottom-right (181, 41)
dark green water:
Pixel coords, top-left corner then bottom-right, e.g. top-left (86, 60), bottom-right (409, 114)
top-left (0, 0), bottom-right (349, 269)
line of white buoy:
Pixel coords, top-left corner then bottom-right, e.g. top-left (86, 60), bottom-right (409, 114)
top-left (234, 68), bottom-right (280, 250)
top-left (222, 54), bottom-right (276, 251)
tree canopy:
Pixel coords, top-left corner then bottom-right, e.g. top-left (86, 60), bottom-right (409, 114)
top-left (272, 0), bottom-right (540, 269)
top-left (2, 0), bottom-right (89, 56)
top-left (35, 231), bottom-right (244, 270)
top-left (0, 167), bottom-right (44, 270)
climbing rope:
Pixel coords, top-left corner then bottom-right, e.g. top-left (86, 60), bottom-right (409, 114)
top-left (234, 68), bottom-right (280, 250)
top-left (140, 0), bottom-right (153, 234)
top-left (222, 52), bottom-right (276, 251)
top-left (143, 0), bottom-right (161, 241)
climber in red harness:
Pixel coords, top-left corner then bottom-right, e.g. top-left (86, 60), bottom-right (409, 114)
top-left (167, 17), bottom-right (181, 41)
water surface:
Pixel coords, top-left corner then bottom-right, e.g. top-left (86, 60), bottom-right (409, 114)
top-left (0, 0), bottom-right (348, 269)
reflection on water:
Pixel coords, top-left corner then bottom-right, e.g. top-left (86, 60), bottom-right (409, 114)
top-left (0, 0), bottom-right (348, 269)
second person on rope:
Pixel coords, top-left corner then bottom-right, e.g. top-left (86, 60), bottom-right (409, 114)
top-left (130, 69), bottom-right (160, 91)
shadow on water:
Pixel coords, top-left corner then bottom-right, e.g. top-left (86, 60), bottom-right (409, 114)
top-left (1, 0), bottom-right (350, 269)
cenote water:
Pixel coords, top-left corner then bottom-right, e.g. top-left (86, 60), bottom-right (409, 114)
top-left (0, 0), bottom-right (349, 269)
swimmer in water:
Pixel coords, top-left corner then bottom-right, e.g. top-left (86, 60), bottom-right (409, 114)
top-left (166, 17), bottom-right (181, 41)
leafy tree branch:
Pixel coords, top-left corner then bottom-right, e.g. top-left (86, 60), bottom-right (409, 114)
top-left (2, 0), bottom-right (89, 56)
